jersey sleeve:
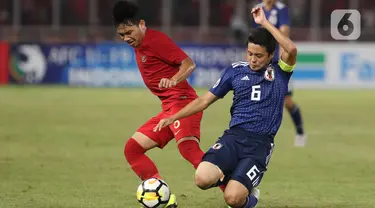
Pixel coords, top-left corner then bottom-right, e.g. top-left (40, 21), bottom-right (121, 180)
top-left (209, 67), bottom-right (233, 98)
top-left (278, 7), bottom-right (290, 27)
top-left (152, 32), bottom-right (188, 65)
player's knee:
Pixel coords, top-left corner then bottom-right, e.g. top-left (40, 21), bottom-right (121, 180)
top-left (224, 187), bottom-right (248, 208)
top-left (194, 162), bottom-right (221, 190)
top-left (124, 138), bottom-right (145, 159)
top-left (224, 191), bottom-right (243, 208)
top-left (224, 180), bottom-right (249, 207)
top-left (128, 132), bottom-right (159, 152)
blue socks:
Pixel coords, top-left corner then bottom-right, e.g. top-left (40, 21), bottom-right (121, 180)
top-left (242, 194), bottom-right (258, 208)
top-left (289, 105), bottom-right (304, 135)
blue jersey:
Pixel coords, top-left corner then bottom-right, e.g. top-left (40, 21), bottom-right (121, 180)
top-left (252, 1), bottom-right (290, 62)
top-left (209, 61), bottom-right (292, 136)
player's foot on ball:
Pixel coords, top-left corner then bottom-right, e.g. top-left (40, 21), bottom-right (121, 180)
top-left (165, 194), bottom-right (177, 208)
top-left (294, 134), bottom-right (308, 147)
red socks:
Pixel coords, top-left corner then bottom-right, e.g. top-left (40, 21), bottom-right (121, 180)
top-left (124, 139), bottom-right (205, 183)
top-left (219, 185), bottom-right (226, 192)
top-left (124, 138), bottom-right (161, 180)
top-left (177, 140), bottom-right (204, 169)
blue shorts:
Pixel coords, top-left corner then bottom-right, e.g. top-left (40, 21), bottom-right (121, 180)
top-left (202, 128), bottom-right (274, 192)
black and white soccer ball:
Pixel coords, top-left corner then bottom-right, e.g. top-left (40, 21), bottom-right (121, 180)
top-left (136, 178), bottom-right (171, 208)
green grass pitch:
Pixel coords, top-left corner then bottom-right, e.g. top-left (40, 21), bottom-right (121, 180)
top-left (1, 86), bottom-right (375, 208)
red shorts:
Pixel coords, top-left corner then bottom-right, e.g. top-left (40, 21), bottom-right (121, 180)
top-left (137, 103), bottom-right (203, 149)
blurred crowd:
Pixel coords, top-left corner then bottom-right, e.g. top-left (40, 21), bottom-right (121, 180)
top-left (0, 0), bottom-right (374, 43)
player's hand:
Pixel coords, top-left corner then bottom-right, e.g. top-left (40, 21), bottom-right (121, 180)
top-left (158, 78), bottom-right (177, 89)
top-left (251, 7), bottom-right (267, 25)
top-left (153, 117), bottom-right (174, 132)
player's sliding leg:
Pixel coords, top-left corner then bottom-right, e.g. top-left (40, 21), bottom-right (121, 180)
top-left (224, 157), bottom-right (267, 208)
top-left (124, 132), bottom-right (162, 180)
top-left (194, 156), bottom-right (260, 208)
top-left (284, 94), bottom-right (307, 147)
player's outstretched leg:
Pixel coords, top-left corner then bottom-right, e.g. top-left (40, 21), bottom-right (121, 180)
top-left (284, 95), bottom-right (307, 147)
top-left (124, 132), bottom-right (161, 180)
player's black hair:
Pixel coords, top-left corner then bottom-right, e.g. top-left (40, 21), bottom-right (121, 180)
top-left (247, 28), bottom-right (276, 55)
top-left (112, 1), bottom-right (141, 27)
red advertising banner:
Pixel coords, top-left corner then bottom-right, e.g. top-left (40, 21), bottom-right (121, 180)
top-left (0, 42), bottom-right (9, 84)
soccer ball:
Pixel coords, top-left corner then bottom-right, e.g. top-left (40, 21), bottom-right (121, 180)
top-left (136, 178), bottom-right (171, 208)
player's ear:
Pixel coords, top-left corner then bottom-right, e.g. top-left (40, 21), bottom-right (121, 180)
top-left (139, 20), bottom-right (146, 31)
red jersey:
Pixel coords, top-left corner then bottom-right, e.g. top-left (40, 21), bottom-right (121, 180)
top-left (134, 29), bottom-right (198, 110)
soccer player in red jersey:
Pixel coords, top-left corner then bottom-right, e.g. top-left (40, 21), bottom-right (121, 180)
top-left (112, 1), bottom-right (206, 206)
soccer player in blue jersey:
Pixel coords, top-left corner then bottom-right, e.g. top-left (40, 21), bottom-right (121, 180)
top-left (154, 7), bottom-right (297, 208)
top-left (252, 0), bottom-right (307, 147)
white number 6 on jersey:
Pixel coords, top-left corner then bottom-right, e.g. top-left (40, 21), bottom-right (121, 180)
top-left (251, 85), bottom-right (261, 101)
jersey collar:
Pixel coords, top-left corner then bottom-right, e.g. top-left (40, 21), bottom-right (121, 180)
top-left (138, 28), bottom-right (151, 49)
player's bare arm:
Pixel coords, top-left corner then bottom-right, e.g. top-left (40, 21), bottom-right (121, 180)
top-left (278, 25), bottom-right (290, 59)
top-left (159, 57), bottom-right (196, 88)
top-left (153, 92), bottom-right (219, 131)
top-left (252, 7), bottom-right (297, 66)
